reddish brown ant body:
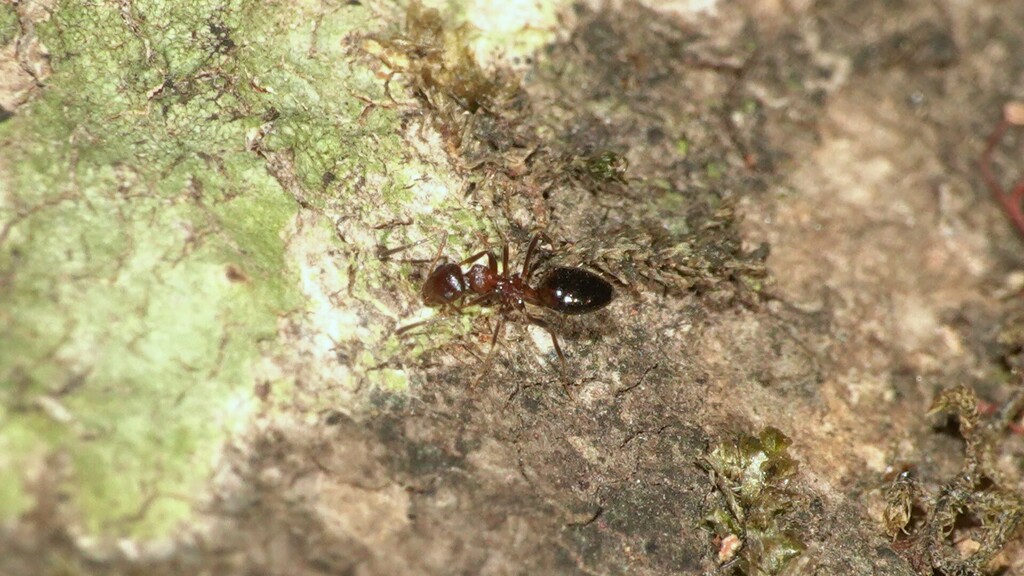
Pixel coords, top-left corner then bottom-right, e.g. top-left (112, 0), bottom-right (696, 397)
top-left (398, 233), bottom-right (613, 379)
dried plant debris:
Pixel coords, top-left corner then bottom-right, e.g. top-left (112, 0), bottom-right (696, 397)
top-left (702, 427), bottom-right (807, 575)
top-left (884, 385), bottom-right (1024, 575)
top-left (362, 2), bottom-right (560, 224)
top-left (882, 469), bottom-right (917, 540)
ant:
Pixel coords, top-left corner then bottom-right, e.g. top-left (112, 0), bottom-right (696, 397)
top-left (396, 232), bottom-right (614, 383)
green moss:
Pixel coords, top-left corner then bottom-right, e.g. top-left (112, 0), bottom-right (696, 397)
top-left (702, 427), bottom-right (806, 575)
top-left (369, 368), bottom-right (410, 392)
top-left (365, 0), bottom-right (520, 120)
top-left (675, 138), bottom-right (690, 158)
top-left (705, 161), bottom-right (724, 180)
top-left (571, 150), bottom-right (629, 184)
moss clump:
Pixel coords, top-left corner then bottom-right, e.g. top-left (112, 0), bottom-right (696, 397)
top-left (571, 150), bottom-right (629, 185)
top-left (882, 469), bottom-right (915, 540)
top-left (883, 385), bottom-right (1024, 575)
top-left (365, 1), bottom-right (514, 116)
top-left (996, 302), bottom-right (1024, 373)
top-left (702, 427), bottom-right (806, 575)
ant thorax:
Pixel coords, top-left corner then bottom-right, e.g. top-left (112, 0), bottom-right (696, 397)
top-left (498, 274), bottom-right (535, 312)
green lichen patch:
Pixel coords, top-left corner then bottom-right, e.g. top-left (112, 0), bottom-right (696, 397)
top-left (0, 0), bottom-right (413, 538)
top-left (0, 138), bottom-right (294, 538)
top-left (0, 4), bottom-right (17, 47)
top-left (702, 427), bottom-right (807, 575)
top-left (883, 385), bottom-right (1024, 575)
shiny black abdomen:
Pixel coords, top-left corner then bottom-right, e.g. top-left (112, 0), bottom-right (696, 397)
top-left (537, 267), bottom-right (613, 315)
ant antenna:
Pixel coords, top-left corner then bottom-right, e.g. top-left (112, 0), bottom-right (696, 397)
top-left (395, 291), bottom-right (494, 336)
top-left (427, 231), bottom-right (449, 271)
top-left (521, 232), bottom-right (552, 282)
top-left (376, 237), bottom-right (429, 261)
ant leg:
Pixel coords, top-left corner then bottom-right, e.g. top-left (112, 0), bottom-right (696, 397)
top-left (980, 118), bottom-right (1024, 237)
top-left (395, 305), bottom-right (452, 336)
top-left (471, 316), bottom-right (505, 388)
top-left (425, 232), bottom-right (449, 272)
top-left (462, 293), bottom-right (494, 308)
top-left (1001, 179), bottom-right (1024, 237)
top-left (526, 314), bottom-right (565, 363)
top-left (521, 232), bottom-right (552, 282)
top-left (399, 291), bottom-right (496, 335)
top-left (527, 314), bottom-right (573, 397)
top-left (395, 319), bottom-right (431, 336)
top-left (377, 237), bottom-right (428, 261)
top-left (501, 243), bottom-right (509, 276)
top-left (460, 249), bottom-right (498, 269)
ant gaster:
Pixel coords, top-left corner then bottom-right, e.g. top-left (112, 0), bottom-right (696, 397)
top-left (398, 233), bottom-right (613, 380)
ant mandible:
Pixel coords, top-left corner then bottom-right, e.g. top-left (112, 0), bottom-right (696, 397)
top-left (397, 232), bottom-right (614, 381)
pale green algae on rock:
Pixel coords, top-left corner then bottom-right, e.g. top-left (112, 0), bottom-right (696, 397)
top-left (0, 0), bottom-right (396, 538)
top-left (0, 0), bottom-right (567, 540)
top-left (0, 4), bottom-right (16, 47)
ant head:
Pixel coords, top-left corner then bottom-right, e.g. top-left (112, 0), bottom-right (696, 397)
top-left (422, 262), bottom-right (466, 306)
